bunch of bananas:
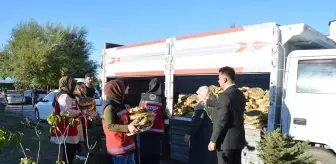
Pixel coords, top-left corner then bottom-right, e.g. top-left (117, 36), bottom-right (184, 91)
top-left (129, 107), bottom-right (155, 130)
top-left (173, 85), bottom-right (270, 128)
top-left (239, 87), bottom-right (269, 127)
top-left (209, 85), bottom-right (224, 96)
top-left (210, 85), bottom-right (269, 127)
top-left (173, 94), bottom-right (198, 116)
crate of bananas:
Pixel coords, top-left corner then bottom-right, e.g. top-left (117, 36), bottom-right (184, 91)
top-left (173, 94), bottom-right (198, 117)
top-left (128, 106), bottom-right (155, 133)
top-left (239, 87), bottom-right (269, 128)
top-left (209, 85), bottom-right (270, 128)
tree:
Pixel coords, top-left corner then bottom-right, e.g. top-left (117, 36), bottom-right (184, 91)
top-left (257, 128), bottom-right (316, 164)
top-left (3, 19), bottom-right (98, 89)
top-left (0, 50), bottom-right (10, 79)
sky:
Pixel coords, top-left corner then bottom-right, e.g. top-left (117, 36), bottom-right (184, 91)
top-left (1, 0), bottom-right (336, 76)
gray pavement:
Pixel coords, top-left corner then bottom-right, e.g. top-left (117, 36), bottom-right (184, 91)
top-left (6, 104), bottom-right (36, 120)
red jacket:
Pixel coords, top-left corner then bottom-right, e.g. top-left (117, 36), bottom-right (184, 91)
top-left (139, 93), bottom-right (165, 134)
top-left (50, 95), bottom-right (79, 137)
top-left (102, 102), bottom-right (135, 155)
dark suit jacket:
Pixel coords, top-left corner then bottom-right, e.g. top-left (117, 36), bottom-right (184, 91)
top-left (210, 85), bottom-right (246, 150)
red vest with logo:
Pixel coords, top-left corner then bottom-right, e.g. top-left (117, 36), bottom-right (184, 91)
top-left (102, 102), bottom-right (135, 155)
top-left (139, 93), bottom-right (165, 134)
top-left (50, 94), bottom-right (79, 137)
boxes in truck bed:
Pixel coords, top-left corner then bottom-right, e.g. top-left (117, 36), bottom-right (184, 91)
top-left (169, 118), bottom-right (191, 163)
top-left (169, 117), bottom-right (264, 164)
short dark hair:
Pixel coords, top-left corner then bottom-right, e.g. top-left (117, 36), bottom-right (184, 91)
top-left (85, 73), bottom-right (94, 78)
top-left (219, 66), bottom-right (235, 81)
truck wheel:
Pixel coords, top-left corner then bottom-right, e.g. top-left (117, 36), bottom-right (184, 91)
top-left (308, 147), bottom-right (336, 164)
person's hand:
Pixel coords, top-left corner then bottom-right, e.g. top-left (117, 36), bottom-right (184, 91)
top-left (208, 141), bottom-right (216, 151)
top-left (184, 134), bottom-right (191, 143)
top-left (127, 120), bottom-right (139, 134)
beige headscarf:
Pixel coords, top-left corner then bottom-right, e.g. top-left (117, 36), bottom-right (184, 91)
top-left (196, 86), bottom-right (217, 120)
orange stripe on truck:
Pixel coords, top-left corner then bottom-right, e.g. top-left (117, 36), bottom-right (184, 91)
top-left (114, 67), bottom-right (244, 77)
top-left (176, 27), bottom-right (244, 41)
top-left (115, 27), bottom-right (244, 50)
top-left (116, 40), bottom-right (165, 50)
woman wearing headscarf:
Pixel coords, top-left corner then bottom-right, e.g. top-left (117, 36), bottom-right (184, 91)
top-left (102, 80), bottom-right (138, 164)
top-left (184, 86), bottom-right (218, 164)
top-left (116, 78), bottom-right (131, 109)
top-left (50, 76), bottom-right (82, 164)
top-left (73, 82), bottom-right (89, 161)
top-left (137, 78), bottom-right (166, 164)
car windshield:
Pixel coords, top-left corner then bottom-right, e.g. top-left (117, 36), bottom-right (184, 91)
top-left (37, 90), bottom-right (47, 94)
top-left (44, 92), bottom-right (57, 102)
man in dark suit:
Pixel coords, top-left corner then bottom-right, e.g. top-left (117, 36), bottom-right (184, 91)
top-left (208, 66), bottom-right (246, 164)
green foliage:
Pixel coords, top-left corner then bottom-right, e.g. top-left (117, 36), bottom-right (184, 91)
top-left (0, 127), bottom-right (23, 151)
top-left (47, 112), bottom-right (81, 136)
top-left (257, 128), bottom-right (316, 164)
top-left (1, 19), bottom-right (98, 89)
top-left (0, 50), bottom-right (10, 79)
top-left (20, 157), bottom-right (37, 164)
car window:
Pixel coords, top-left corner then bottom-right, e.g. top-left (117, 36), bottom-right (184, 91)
top-left (7, 91), bottom-right (22, 95)
top-left (37, 90), bottom-right (47, 94)
top-left (44, 92), bottom-right (57, 102)
top-left (296, 59), bottom-right (336, 94)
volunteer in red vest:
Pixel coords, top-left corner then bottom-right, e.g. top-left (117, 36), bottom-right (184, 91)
top-left (138, 78), bottom-right (166, 164)
top-left (102, 80), bottom-right (138, 164)
top-left (50, 76), bottom-right (82, 164)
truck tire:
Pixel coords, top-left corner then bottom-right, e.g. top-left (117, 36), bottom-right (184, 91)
top-left (308, 147), bottom-right (336, 164)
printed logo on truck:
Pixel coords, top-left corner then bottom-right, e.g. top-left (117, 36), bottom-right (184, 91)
top-left (107, 57), bottom-right (120, 64)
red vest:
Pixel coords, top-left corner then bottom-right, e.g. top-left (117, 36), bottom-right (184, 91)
top-left (50, 96), bottom-right (79, 137)
top-left (139, 99), bottom-right (165, 134)
top-left (102, 108), bottom-right (135, 155)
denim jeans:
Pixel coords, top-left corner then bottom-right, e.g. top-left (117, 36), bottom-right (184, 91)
top-left (111, 152), bottom-right (135, 164)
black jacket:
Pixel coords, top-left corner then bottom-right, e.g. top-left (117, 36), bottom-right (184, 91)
top-left (188, 109), bottom-right (217, 164)
top-left (210, 85), bottom-right (246, 150)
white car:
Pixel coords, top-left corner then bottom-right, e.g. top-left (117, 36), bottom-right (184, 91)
top-left (34, 90), bottom-right (103, 121)
top-left (6, 90), bottom-right (25, 105)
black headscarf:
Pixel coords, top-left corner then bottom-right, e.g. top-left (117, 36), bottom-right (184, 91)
top-left (146, 78), bottom-right (168, 119)
top-left (147, 78), bottom-right (163, 96)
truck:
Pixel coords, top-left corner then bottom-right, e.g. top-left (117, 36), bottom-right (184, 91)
top-left (100, 21), bottom-right (336, 164)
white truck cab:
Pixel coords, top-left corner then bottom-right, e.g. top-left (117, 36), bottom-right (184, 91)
top-left (282, 49), bottom-right (336, 163)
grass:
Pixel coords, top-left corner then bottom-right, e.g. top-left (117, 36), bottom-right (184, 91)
top-left (0, 111), bottom-right (108, 164)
